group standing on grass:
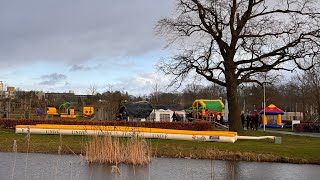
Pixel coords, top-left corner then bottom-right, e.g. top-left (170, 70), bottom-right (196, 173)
top-left (241, 111), bottom-right (261, 131)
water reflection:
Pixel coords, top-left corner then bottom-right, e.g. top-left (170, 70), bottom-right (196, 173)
top-left (0, 152), bottom-right (319, 180)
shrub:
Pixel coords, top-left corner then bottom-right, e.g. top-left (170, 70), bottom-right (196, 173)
top-left (293, 122), bottom-right (320, 133)
top-left (0, 118), bottom-right (213, 131)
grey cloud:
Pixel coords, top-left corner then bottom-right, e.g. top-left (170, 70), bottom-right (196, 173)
top-left (0, 0), bottom-right (174, 68)
top-left (39, 73), bottom-right (67, 85)
top-left (108, 72), bottom-right (172, 95)
top-left (69, 64), bottom-right (98, 72)
top-left (68, 59), bottom-right (140, 72)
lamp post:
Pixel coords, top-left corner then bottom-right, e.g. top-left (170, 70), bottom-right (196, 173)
top-left (263, 74), bottom-right (266, 132)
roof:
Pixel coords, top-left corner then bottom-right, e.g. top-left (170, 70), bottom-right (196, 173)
top-left (260, 104), bottom-right (284, 115)
top-left (154, 104), bottom-right (184, 111)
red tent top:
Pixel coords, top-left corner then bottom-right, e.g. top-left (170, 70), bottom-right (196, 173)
top-left (260, 104), bottom-right (284, 115)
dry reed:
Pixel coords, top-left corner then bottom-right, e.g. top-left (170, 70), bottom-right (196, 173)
top-left (85, 134), bottom-right (151, 165)
top-left (11, 140), bottom-right (17, 180)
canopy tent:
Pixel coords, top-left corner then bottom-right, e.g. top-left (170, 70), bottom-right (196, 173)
top-left (191, 99), bottom-right (224, 116)
top-left (259, 104), bottom-right (284, 126)
top-left (120, 101), bottom-right (153, 119)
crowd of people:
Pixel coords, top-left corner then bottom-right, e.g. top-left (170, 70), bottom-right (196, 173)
top-left (241, 111), bottom-right (262, 131)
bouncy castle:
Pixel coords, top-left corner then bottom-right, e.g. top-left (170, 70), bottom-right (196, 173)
top-left (192, 99), bottom-right (224, 116)
top-left (260, 104), bottom-right (284, 127)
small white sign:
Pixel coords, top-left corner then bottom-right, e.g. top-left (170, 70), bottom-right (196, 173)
top-left (292, 120), bottom-right (300, 130)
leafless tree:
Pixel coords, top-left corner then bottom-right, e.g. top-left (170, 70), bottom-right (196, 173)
top-left (87, 84), bottom-right (98, 96)
top-left (298, 65), bottom-right (320, 121)
top-left (156, 0), bottom-right (320, 131)
top-left (151, 82), bottom-right (161, 105)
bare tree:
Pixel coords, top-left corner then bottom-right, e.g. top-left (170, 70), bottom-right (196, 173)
top-left (156, 0), bottom-right (320, 131)
top-left (151, 82), bottom-right (161, 105)
top-left (299, 65), bottom-right (320, 121)
top-left (87, 84), bottom-right (98, 96)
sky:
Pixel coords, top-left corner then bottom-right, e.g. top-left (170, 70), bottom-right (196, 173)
top-left (0, 0), bottom-right (175, 96)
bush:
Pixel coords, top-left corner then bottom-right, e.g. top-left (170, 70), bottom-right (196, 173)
top-left (293, 122), bottom-right (320, 133)
top-left (0, 118), bottom-right (213, 131)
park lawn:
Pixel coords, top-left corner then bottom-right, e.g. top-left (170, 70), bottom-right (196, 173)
top-left (0, 128), bottom-right (89, 154)
top-left (150, 135), bottom-right (320, 164)
top-left (0, 128), bottom-right (319, 164)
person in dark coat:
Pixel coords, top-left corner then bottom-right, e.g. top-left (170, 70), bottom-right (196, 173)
top-left (241, 112), bottom-right (245, 129)
top-left (220, 113), bottom-right (224, 125)
top-left (172, 111), bottom-right (177, 122)
top-left (254, 111), bottom-right (259, 130)
top-left (176, 112), bottom-right (181, 122)
top-left (250, 111), bottom-right (259, 131)
top-left (246, 113), bottom-right (251, 130)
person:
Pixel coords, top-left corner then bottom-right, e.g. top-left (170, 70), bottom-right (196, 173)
top-left (241, 112), bottom-right (245, 128)
top-left (216, 113), bottom-right (221, 123)
top-left (123, 111), bottom-right (128, 121)
top-left (246, 113), bottom-right (251, 130)
top-left (176, 112), bottom-right (181, 122)
top-left (197, 112), bottom-right (202, 120)
top-left (186, 112), bottom-right (191, 122)
top-left (220, 113), bottom-right (224, 125)
top-left (250, 112), bottom-right (255, 130)
top-left (172, 111), bottom-right (177, 122)
top-left (254, 111), bottom-right (259, 130)
top-left (258, 115), bottom-right (262, 128)
top-left (117, 113), bottom-right (123, 121)
top-left (250, 111), bottom-right (259, 131)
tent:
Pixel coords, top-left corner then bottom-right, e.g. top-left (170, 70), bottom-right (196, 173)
top-left (120, 101), bottom-right (153, 119)
top-left (260, 104), bottom-right (284, 126)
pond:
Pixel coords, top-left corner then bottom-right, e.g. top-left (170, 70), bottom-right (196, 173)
top-left (0, 152), bottom-right (319, 180)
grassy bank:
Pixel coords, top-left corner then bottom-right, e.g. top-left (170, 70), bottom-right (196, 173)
top-left (1, 128), bottom-right (319, 164)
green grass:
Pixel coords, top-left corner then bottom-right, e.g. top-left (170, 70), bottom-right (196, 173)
top-left (0, 129), bottom-right (89, 154)
top-left (1, 128), bottom-right (319, 164)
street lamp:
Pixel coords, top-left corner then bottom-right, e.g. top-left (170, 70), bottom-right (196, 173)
top-left (263, 73), bottom-right (266, 132)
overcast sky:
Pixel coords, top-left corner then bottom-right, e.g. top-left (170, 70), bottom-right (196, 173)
top-left (0, 0), bottom-right (175, 95)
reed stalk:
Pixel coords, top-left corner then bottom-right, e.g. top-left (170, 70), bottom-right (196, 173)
top-left (24, 128), bottom-right (30, 180)
top-left (11, 140), bottom-right (17, 180)
top-left (85, 134), bottom-right (151, 165)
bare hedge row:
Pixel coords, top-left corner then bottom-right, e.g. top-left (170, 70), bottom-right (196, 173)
top-left (294, 122), bottom-right (320, 133)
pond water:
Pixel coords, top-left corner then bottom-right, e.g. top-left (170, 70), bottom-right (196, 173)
top-left (0, 152), bottom-right (319, 180)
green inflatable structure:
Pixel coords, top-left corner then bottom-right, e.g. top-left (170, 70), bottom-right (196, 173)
top-left (191, 99), bottom-right (224, 116)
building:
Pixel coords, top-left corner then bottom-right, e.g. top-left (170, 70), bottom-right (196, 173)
top-left (7, 86), bottom-right (15, 98)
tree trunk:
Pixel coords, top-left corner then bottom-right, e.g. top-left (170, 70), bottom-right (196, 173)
top-left (317, 100), bottom-right (320, 122)
top-left (225, 75), bottom-right (243, 132)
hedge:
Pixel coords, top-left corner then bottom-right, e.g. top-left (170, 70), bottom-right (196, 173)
top-left (0, 118), bottom-right (213, 131)
top-left (293, 122), bottom-right (320, 133)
